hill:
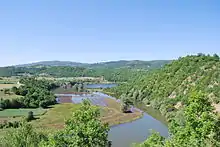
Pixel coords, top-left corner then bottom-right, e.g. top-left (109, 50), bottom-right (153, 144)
top-left (0, 60), bottom-right (170, 82)
top-left (106, 54), bottom-right (220, 121)
top-left (0, 66), bottom-right (149, 82)
top-left (85, 60), bottom-right (171, 69)
top-left (13, 60), bottom-right (171, 69)
top-left (15, 61), bottom-right (87, 67)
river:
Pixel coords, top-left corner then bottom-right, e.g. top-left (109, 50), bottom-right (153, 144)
top-left (108, 108), bottom-right (168, 147)
top-left (86, 83), bottom-right (168, 147)
top-left (85, 83), bottom-right (118, 89)
top-left (55, 83), bottom-right (169, 147)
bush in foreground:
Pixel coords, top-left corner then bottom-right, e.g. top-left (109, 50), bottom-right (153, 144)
top-left (138, 91), bottom-right (220, 147)
top-left (2, 100), bottom-right (111, 147)
top-left (41, 100), bottom-right (110, 147)
top-left (0, 120), bottom-right (47, 147)
top-left (26, 111), bottom-right (34, 122)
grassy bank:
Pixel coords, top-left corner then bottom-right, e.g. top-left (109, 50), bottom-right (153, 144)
top-left (0, 108), bottom-right (46, 118)
top-left (0, 98), bottom-right (143, 137)
top-left (32, 98), bottom-right (142, 131)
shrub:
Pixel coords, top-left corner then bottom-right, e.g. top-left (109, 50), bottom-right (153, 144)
top-left (26, 111), bottom-right (34, 122)
top-left (39, 101), bottom-right (47, 108)
top-left (11, 86), bottom-right (18, 94)
top-left (10, 99), bottom-right (22, 108)
top-left (0, 121), bottom-right (21, 129)
top-left (120, 103), bottom-right (129, 113)
top-left (3, 89), bottom-right (10, 95)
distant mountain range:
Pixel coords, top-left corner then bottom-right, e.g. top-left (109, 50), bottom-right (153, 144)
top-left (14, 60), bottom-right (171, 69)
top-left (15, 61), bottom-right (87, 67)
top-left (0, 60), bottom-right (171, 81)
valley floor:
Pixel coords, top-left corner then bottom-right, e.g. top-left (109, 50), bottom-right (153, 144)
top-left (0, 97), bottom-right (143, 136)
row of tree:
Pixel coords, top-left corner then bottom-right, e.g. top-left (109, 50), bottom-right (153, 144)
top-left (60, 82), bottom-right (87, 92)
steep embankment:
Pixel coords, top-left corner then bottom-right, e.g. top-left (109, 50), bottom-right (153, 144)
top-left (106, 54), bottom-right (220, 121)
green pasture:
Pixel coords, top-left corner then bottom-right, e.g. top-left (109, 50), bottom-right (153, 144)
top-left (0, 108), bottom-right (46, 117)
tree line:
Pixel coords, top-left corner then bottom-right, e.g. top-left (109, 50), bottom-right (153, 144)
top-left (0, 66), bottom-right (148, 82)
top-left (0, 77), bottom-right (58, 110)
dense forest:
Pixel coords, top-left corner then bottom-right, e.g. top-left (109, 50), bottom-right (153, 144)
top-left (15, 60), bottom-right (171, 69)
top-left (0, 78), bottom-right (57, 110)
top-left (105, 54), bottom-right (220, 121)
top-left (0, 60), bottom-right (170, 82)
top-left (104, 54), bottom-right (220, 146)
top-left (138, 91), bottom-right (220, 147)
top-left (0, 66), bottom-right (146, 82)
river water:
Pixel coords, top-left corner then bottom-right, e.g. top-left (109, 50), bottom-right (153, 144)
top-left (85, 83), bottom-right (118, 89)
top-left (86, 83), bottom-right (168, 147)
top-left (109, 110), bottom-right (168, 147)
top-left (55, 83), bottom-right (169, 147)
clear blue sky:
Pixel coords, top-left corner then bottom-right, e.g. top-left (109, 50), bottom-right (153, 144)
top-left (0, 0), bottom-right (219, 66)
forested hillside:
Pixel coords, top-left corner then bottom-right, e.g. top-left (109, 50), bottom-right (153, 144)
top-left (14, 60), bottom-right (170, 69)
top-left (106, 54), bottom-right (220, 121)
top-left (0, 60), bottom-right (170, 82)
top-left (15, 61), bottom-right (87, 67)
top-left (84, 60), bottom-right (171, 69)
top-left (0, 66), bottom-right (147, 82)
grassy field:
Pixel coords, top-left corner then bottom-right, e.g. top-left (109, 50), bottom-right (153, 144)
top-left (101, 98), bottom-right (143, 126)
top-left (0, 77), bottom-right (21, 91)
top-left (0, 77), bottom-right (19, 84)
top-left (0, 84), bottom-right (19, 89)
top-left (31, 103), bottom-right (81, 130)
top-left (0, 98), bottom-right (143, 137)
top-left (0, 79), bottom-right (22, 99)
top-left (0, 108), bottom-right (46, 118)
top-left (0, 91), bottom-right (23, 99)
top-left (31, 98), bottom-right (142, 131)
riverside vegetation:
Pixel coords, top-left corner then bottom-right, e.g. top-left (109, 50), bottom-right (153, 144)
top-left (0, 100), bottom-right (111, 147)
top-left (105, 54), bottom-right (220, 146)
top-left (0, 77), bottom-right (142, 146)
top-left (0, 54), bottom-right (220, 146)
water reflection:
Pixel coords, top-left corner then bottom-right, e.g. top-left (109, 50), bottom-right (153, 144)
top-left (108, 105), bottom-right (168, 147)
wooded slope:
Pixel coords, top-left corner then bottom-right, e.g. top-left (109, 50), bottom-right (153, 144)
top-left (107, 54), bottom-right (220, 120)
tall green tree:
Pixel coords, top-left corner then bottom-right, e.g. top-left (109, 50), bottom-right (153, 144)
top-left (120, 94), bottom-right (133, 113)
top-left (0, 120), bottom-right (47, 147)
top-left (138, 131), bottom-right (165, 147)
top-left (166, 91), bottom-right (220, 147)
top-left (41, 100), bottom-right (110, 147)
top-left (138, 91), bottom-right (220, 147)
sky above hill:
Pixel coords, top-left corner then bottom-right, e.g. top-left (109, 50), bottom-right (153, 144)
top-left (0, 0), bottom-right (219, 66)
